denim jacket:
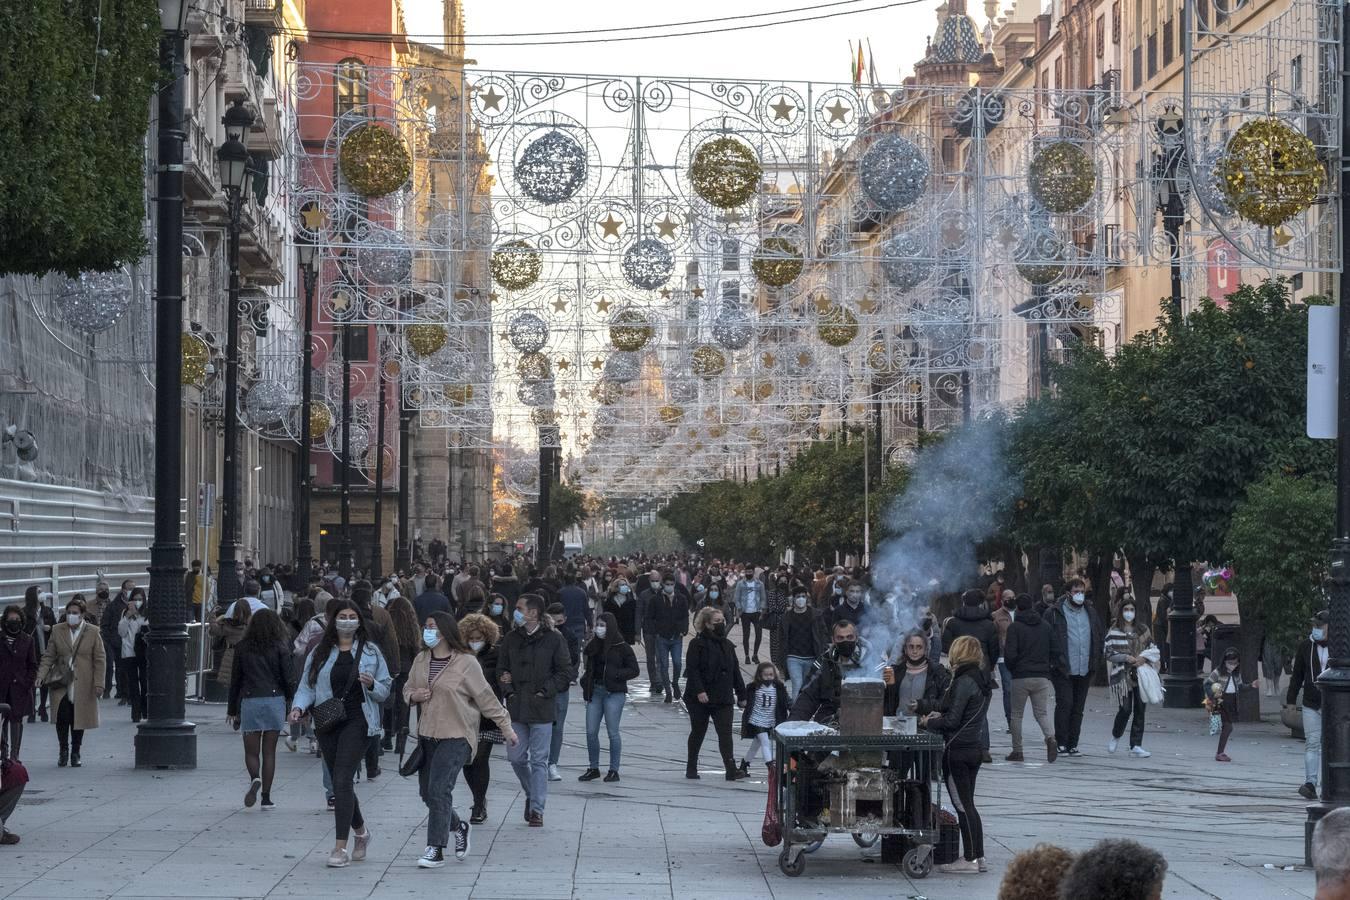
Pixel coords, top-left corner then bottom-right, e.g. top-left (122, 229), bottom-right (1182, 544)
top-left (293, 641), bottom-right (392, 737)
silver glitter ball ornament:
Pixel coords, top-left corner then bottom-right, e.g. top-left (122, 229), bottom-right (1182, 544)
top-left (712, 303), bottom-right (754, 350)
top-left (507, 311), bottom-right (550, 354)
top-left (357, 236), bottom-right (413, 285)
top-left (509, 459), bottom-right (538, 487)
top-left (603, 351), bottom-right (642, 383)
top-left (667, 378), bottom-right (699, 403)
top-left (515, 129), bottom-right (587, 205)
top-left (859, 135), bottom-right (929, 212)
top-left (621, 238), bottom-right (674, 290)
top-left (516, 378), bottom-right (556, 407)
top-left (244, 380), bottom-right (292, 426)
top-left (54, 269), bottom-right (134, 333)
top-left (879, 232), bottom-right (933, 291)
top-left (1188, 147), bottom-right (1233, 218)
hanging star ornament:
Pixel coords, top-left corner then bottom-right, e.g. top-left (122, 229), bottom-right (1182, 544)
top-left (654, 215), bottom-right (680, 239)
top-left (591, 357), bottom-right (604, 370)
top-left (659, 288), bottom-right (672, 299)
top-left (598, 213), bottom-right (623, 239)
top-left (557, 357), bottom-right (571, 371)
top-left (299, 203), bottom-right (327, 231)
top-left (770, 96), bottom-right (795, 121)
top-left (478, 86), bottom-right (504, 111)
top-left (551, 297), bottom-right (569, 313)
top-left (595, 297), bottom-right (612, 314)
top-left (692, 287), bottom-right (705, 299)
top-left (825, 99), bottom-right (850, 124)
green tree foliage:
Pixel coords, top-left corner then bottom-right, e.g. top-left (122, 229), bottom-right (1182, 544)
top-left (0, 0), bottom-right (160, 275)
top-left (1225, 471), bottom-right (1333, 660)
top-left (531, 481), bottom-right (590, 533)
top-left (587, 520), bottom-right (688, 557)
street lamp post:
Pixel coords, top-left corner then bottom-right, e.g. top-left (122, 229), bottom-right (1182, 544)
top-left (214, 100), bottom-right (255, 608)
top-left (295, 231), bottom-right (318, 589)
top-left (1155, 109), bottom-right (1202, 710)
top-left (395, 382), bottom-right (412, 574)
top-left (338, 323), bottom-right (354, 582)
top-left (137, 0), bottom-right (196, 769)
top-left (371, 342), bottom-right (387, 581)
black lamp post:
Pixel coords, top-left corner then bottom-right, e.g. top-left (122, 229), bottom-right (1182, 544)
top-left (338, 320), bottom-right (354, 583)
top-left (295, 228), bottom-right (319, 589)
top-left (137, 0), bottom-right (196, 769)
top-left (395, 379), bottom-right (412, 574)
top-left (371, 336), bottom-right (387, 581)
top-left (214, 100), bottom-right (255, 608)
top-left (1155, 109), bottom-right (1202, 709)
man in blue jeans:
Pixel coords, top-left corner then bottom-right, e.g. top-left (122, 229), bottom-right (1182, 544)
top-left (644, 572), bottom-right (689, 703)
top-left (776, 587), bottom-right (826, 701)
top-left (498, 594), bottom-right (572, 827)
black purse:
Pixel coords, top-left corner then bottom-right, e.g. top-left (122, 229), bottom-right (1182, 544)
top-left (398, 732), bottom-right (426, 777)
top-left (311, 641), bottom-right (363, 736)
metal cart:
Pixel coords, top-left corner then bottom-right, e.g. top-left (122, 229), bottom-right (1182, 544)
top-left (772, 731), bottom-right (944, 879)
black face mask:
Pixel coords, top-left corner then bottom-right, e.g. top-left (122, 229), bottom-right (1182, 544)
top-left (2, 619), bottom-right (21, 636)
top-left (97, 590), bottom-right (108, 599)
top-left (710, 622), bottom-right (726, 638)
top-left (835, 640), bottom-right (857, 659)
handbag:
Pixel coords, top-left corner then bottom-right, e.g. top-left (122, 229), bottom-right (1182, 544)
top-left (399, 733), bottom-right (427, 777)
top-left (310, 641), bottom-right (363, 736)
top-left (1208, 712), bottom-right (1222, 736)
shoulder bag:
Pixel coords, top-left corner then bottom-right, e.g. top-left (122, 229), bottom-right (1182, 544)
top-left (399, 653), bottom-right (449, 777)
top-left (311, 641), bottom-right (363, 736)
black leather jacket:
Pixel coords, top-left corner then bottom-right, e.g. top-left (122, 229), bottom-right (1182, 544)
top-left (228, 641), bottom-right (293, 716)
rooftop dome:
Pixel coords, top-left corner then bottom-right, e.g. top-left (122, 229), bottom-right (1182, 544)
top-left (928, 0), bottom-right (985, 64)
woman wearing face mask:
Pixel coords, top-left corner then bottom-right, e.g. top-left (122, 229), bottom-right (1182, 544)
top-left (227, 609), bottom-right (293, 809)
top-left (682, 607), bottom-right (747, 781)
top-left (36, 597), bottom-right (105, 767)
top-left (602, 577), bottom-right (639, 645)
top-left (0, 605), bottom-right (38, 762)
top-left (775, 583), bottom-right (827, 702)
top-left (882, 630), bottom-right (952, 718)
top-left (458, 613), bottom-right (504, 824)
top-left (484, 593), bottom-right (512, 637)
top-left (1104, 595), bottom-right (1156, 758)
top-left (290, 600), bottom-right (392, 867)
top-left (404, 612), bottom-right (516, 868)
top-left (385, 596), bottom-right (420, 756)
top-left (116, 589), bottom-right (150, 723)
top-left (1205, 647), bottom-right (1257, 763)
top-left (578, 612), bottom-right (639, 783)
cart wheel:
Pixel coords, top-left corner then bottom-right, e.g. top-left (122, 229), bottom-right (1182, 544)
top-left (778, 846), bottom-right (806, 877)
top-left (802, 837), bottom-right (824, 853)
top-left (903, 847), bottom-right (933, 879)
top-left (852, 832), bottom-right (879, 848)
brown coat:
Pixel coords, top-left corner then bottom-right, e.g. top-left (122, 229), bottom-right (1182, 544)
top-left (211, 618), bottom-right (248, 686)
top-left (404, 648), bottom-right (511, 758)
top-left (36, 621), bottom-right (105, 730)
top-left (992, 607), bottom-right (1012, 652)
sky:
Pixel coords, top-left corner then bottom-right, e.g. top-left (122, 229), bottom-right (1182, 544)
top-left (402, 0), bottom-right (953, 86)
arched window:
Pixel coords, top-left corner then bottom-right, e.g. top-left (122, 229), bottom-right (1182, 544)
top-left (335, 58), bottom-right (368, 119)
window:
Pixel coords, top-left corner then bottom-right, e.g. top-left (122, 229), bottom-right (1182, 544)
top-left (1097, 15), bottom-right (1105, 57)
top-left (721, 238), bottom-right (740, 271)
top-left (1112, 2), bottom-right (1121, 41)
top-left (1163, 19), bottom-right (1174, 66)
top-left (1054, 57), bottom-right (1062, 89)
top-left (1147, 33), bottom-right (1157, 78)
top-left (335, 58), bottom-right (368, 120)
top-left (343, 324), bottom-right (370, 362)
top-left (1291, 54), bottom-right (1303, 93)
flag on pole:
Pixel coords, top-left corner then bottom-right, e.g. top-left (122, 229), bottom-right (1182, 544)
top-left (867, 38), bottom-right (880, 88)
top-left (855, 41), bottom-right (866, 86)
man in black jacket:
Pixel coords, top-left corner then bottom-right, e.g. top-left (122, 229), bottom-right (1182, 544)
top-left (789, 620), bottom-right (865, 724)
top-left (1044, 578), bottom-right (1105, 756)
top-left (1003, 594), bottom-right (1062, 763)
top-left (644, 573), bottom-right (689, 703)
top-left (1287, 609), bottom-right (1329, 800)
top-left (498, 594), bottom-right (572, 827)
top-left (413, 573), bottom-right (452, 624)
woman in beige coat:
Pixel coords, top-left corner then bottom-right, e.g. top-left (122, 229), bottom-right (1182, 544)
top-left (36, 595), bottom-right (105, 767)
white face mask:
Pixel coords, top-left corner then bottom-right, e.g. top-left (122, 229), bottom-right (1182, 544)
top-left (468, 639), bottom-right (485, 653)
top-left (1313, 627), bottom-right (1327, 642)
top-left (423, 628), bottom-right (441, 648)
top-left (67, 613), bottom-right (82, 627)
top-left (1071, 593), bottom-right (1086, 605)
top-left (594, 624), bottom-right (608, 639)
top-left (793, 596), bottom-right (808, 609)
top-left (1123, 610), bottom-right (1135, 623)
top-left (335, 618), bottom-right (359, 635)
top-left (132, 600), bottom-right (143, 611)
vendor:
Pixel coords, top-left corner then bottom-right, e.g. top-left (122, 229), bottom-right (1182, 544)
top-left (883, 629), bottom-right (951, 717)
top-left (788, 620), bottom-right (866, 724)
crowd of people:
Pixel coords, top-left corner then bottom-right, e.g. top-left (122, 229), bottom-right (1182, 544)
top-left (0, 548), bottom-right (1334, 889)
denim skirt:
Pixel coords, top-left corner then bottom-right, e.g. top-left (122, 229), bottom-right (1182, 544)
top-left (240, 695), bottom-right (287, 732)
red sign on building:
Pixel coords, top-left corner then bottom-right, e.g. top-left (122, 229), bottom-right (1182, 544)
top-left (1207, 238), bottom-right (1241, 306)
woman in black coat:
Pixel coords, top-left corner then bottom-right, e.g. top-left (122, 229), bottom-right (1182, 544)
top-left (0, 604), bottom-right (38, 761)
top-left (682, 607), bottom-right (747, 781)
top-left (601, 578), bottom-right (639, 645)
top-left (882, 630), bottom-right (952, 717)
top-left (21, 588), bottom-right (54, 723)
top-left (458, 612), bottom-right (505, 824)
top-left (578, 612), bottom-right (640, 783)
top-left (226, 609), bottom-right (294, 810)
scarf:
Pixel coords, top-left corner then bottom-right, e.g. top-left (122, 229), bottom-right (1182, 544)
top-left (1105, 626), bottom-right (1144, 704)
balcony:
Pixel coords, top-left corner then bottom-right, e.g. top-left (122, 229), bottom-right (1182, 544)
top-left (184, 115), bottom-right (223, 204)
top-left (222, 47), bottom-right (263, 105)
top-left (246, 97), bottom-right (284, 161)
top-left (239, 207), bottom-right (285, 287)
top-left (244, 0), bottom-right (283, 29)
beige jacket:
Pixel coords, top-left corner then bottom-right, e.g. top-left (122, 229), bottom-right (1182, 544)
top-left (404, 648), bottom-right (512, 758)
top-left (36, 621), bottom-right (105, 731)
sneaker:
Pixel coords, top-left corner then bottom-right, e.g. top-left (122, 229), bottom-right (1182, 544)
top-left (453, 821), bottom-right (470, 860)
top-left (417, 846), bottom-right (445, 869)
top-left (1300, 782), bottom-right (1318, 800)
top-left (1107, 737), bottom-right (1119, 753)
top-left (469, 805), bottom-right (487, 824)
top-left (603, 770), bottom-right (619, 782)
top-left (936, 859), bottom-right (981, 874)
top-left (326, 848), bottom-right (350, 868)
top-left (326, 796), bottom-right (336, 811)
top-left (1005, 750), bottom-right (1024, 762)
top-left (1045, 738), bottom-right (1058, 763)
top-left (1216, 753), bottom-right (1232, 763)
top-left (527, 811), bottom-right (543, 827)
top-left (664, 690), bottom-right (673, 704)
top-left (976, 857), bottom-right (987, 872)
top-left (1065, 747), bottom-right (1082, 757)
top-left (260, 797), bottom-right (276, 811)
top-left (0, 831), bottom-right (19, 845)
top-left (351, 829), bottom-right (371, 861)
top-left (1129, 746), bottom-right (1151, 758)
top-left (547, 764), bottom-right (562, 782)
top-left (578, 768), bottom-right (602, 782)
top-left (284, 735), bottom-right (298, 752)
top-left (244, 777), bottom-right (262, 808)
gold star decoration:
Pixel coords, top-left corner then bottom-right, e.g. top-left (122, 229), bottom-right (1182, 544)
top-left (812, 294), bottom-right (832, 313)
top-left (488, 291), bottom-right (500, 303)
top-left (594, 297), bottom-right (612, 314)
top-left (1273, 226), bottom-right (1294, 247)
top-left (551, 296), bottom-right (569, 313)
top-left (770, 96), bottom-right (796, 121)
top-left (557, 358), bottom-right (571, 371)
top-left (797, 351), bottom-right (813, 368)
top-left (590, 357), bottom-right (604, 371)
top-left (478, 86), bottom-right (504, 111)
top-left (331, 289), bottom-right (352, 312)
top-left (659, 288), bottom-right (672, 299)
top-left (732, 385), bottom-right (745, 398)
top-left (598, 213), bottom-right (623, 239)
top-left (858, 295), bottom-right (878, 314)
top-left (498, 330), bottom-right (510, 342)
top-left (825, 99), bottom-right (850, 124)
top-left (654, 215), bottom-right (680, 239)
top-left (692, 287), bottom-right (705, 299)
top-left (299, 202), bottom-right (326, 231)
top-left (761, 352), bottom-right (777, 368)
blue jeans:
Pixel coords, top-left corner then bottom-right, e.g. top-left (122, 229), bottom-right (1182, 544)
top-left (1304, 706), bottom-right (1323, 787)
top-left (786, 656), bottom-right (814, 701)
top-left (418, 737), bottom-right (471, 848)
top-left (655, 635), bottom-right (683, 692)
top-left (586, 686), bottom-right (626, 770)
top-left (507, 721), bottom-right (553, 814)
top-left (549, 689), bottom-right (570, 766)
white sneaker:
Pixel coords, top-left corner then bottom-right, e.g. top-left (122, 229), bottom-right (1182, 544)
top-left (1129, 746), bottom-right (1151, 758)
top-left (976, 857), bottom-right (987, 873)
top-left (284, 735), bottom-right (298, 752)
top-left (1107, 738), bottom-right (1119, 753)
top-left (936, 859), bottom-right (981, 874)
top-left (547, 764), bottom-right (562, 782)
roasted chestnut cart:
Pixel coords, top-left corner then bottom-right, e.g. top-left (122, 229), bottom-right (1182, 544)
top-left (772, 731), bottom-right (944, 878)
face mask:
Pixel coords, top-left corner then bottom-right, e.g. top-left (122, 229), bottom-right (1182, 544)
top-left (490, 603), bottom-right (504, 616)
top-left (423, 628), bottom-right (441, 649)
top-left (67, 614), bottom-right (82, 627)
top-left (793, 596), bottom-right (808, 609)
top-left (1313, 627), bottom-right (1327, 642)
top-left (619, 585), bottom-right (630, 594)
top-left (835, 640), bottom-right (857, 659)
top-left (710, 622), bottom-right (726, 637)
top-left (2, 619), bottom-right (20, 636)
top-left (594, 624), bottom-right (608, 639)
top-left (1071, 593), bottom-right (1086, 605)
top-left (97, 590), bottom-right (108, 599)
top-left (833, 587), bottom-right (843, 596)
top-left (1123, 610), bottom-right (1135, 623)
top-left (335, 618), bottom-right (359, 635)
top-left (710, 590), bottom-right (720, 599)
top-left (468, 639), bottom-right (485, 653)
top-left (513, 609), bottom-right (526, 626)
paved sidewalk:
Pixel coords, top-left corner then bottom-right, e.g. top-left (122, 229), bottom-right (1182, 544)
top-left (0, 662), bottom-right (1320, 899)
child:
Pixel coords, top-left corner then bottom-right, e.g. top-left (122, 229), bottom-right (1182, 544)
top-left (1205, 647), bottom-right (1258, 762)
top-left (738, 662), bottom-right (789, 775)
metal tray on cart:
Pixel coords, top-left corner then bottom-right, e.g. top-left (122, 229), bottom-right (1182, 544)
top-left (772, 731), bottom-right (944, 878)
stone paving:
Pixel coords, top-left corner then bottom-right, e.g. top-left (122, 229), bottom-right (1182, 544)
top-left (0, 645), bottom-right (1322, 899)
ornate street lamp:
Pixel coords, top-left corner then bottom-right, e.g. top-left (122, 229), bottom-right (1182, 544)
top-left (295, 224), bottom-right (319, 588)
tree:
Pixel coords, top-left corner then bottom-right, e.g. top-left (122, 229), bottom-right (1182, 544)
top-left (531, 481), bottom-right (590, 534)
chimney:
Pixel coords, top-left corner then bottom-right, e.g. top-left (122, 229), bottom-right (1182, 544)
top-left (838, 677), bottom-right (885, 735)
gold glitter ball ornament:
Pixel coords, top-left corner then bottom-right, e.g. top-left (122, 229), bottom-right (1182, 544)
top-left (406, 323), bottom-right (448, 357)
top-left (750, 237), bottom-right (804, 287)
top-left (609, 308), bottom-right (653, 351)
top-left (443, 383), bottom-right (474, 406)
top-left (691, 344), bottom-right (727, 378)
top-left (1028, 141), bottom-right (1096, 213)
top-left (182, 333), bottom-right (209, 387)
top-left (817, 304), bottom-right (860, 347)
top-left (517, 351), bottom-right (552, 382)
top-left (308, 402), bottom-right (334, 439)
top-left (658, 404), bottom-right (685, 424)
top-left (338, 123), bottom-right (411, 199)
top-left (1217, 118), bottom-right (1323, 227)
top-left (530, 408), bottom-right (558, 426)
top-left (491, 240), bottom-right (543, 291)
top-left (689, 136), bottom-right (762, 209)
